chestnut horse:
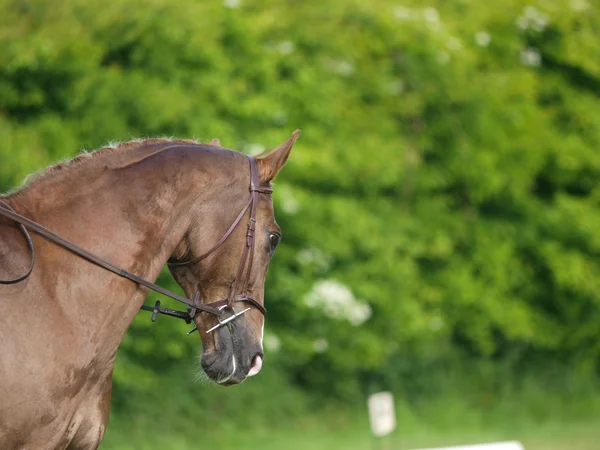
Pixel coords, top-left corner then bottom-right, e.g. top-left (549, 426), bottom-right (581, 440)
top-left (0, 130), bottom-right (300, 449)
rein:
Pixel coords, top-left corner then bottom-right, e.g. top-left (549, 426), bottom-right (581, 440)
top-left (0, 155), bottom-right (268, 334)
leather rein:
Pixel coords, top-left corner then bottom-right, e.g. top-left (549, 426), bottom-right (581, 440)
top-left (0, 155), bottom-right (269, 335)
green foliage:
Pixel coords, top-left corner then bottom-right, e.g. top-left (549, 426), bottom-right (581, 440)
top-left (1, 0), bottom-right (599, 422)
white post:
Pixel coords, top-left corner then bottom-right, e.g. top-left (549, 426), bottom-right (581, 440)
top-left (367, 391), bottom-right (396, 449)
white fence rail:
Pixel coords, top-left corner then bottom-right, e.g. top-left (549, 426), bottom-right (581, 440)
top-left (411, 441), bottom-right (524, 450)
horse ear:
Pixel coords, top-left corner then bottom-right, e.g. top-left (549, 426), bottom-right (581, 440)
top-left (208, 138), bottom-right (221, 147)
top-left (256, 129), bottom-right (301, 183)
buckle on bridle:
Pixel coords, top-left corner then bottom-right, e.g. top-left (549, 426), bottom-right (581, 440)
top-left (187, 291), bottom-right (201, 319)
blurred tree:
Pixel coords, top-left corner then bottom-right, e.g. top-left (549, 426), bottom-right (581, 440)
top-left (0, 0), bottom-right (599, 403)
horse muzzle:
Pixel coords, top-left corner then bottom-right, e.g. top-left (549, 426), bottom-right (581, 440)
top-left (200, 325), bottom-right (264, 385)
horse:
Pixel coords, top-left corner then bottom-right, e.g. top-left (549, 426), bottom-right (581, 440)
top-left (0, 130), bottom-right (300, 449)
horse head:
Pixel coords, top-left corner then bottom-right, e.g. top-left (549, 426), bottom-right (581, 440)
top-left (168, 130), bottom-right (299, 385)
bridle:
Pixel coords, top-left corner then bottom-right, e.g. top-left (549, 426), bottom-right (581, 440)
top-left (0, 155), bottom-right (269, 334)
top-left (167, 155), bottom-right (271, 333)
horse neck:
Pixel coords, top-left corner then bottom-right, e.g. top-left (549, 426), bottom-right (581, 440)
top-left (7, 147), bottom-right (237, 363)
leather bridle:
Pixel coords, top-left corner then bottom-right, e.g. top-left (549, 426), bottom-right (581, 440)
top-left (0, 155), bottom-right (268, 334)
top-left (167, 155), bottom-right (270, 333)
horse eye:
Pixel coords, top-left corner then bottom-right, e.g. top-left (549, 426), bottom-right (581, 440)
top-left (268, 232), bottom-right (281, 252)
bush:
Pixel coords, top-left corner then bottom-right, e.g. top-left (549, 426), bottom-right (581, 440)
top-left (1, 0), bottom-right (599, 403)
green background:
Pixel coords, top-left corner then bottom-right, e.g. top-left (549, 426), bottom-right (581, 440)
top-left (1, 0), bottom-right (599, 448)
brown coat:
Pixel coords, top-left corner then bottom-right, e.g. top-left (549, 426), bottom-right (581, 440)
top-left (0, 131), bottom-right (299, 449)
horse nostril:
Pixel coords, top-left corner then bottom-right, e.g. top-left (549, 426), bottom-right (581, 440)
top-left (247, 354), bottom-right (263, 377)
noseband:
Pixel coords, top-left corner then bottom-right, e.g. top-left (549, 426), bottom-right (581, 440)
top-left (0, 155), bottom-right (269, 334)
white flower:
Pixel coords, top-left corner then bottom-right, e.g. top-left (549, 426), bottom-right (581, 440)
top-left (387, 80), bottom-right (405, 96)
top-left (520, 47), bottom-right (541, 67)
top-left (475, 31), bottom-right (491, 47)
top-left (273, 111), bottom-right (288, 125)
top-left (324, 58), bottom-right (355, 77)
top-left (423, 7), bottom-right (439, 24)
top-left (223, 0), bottom-right (241, 8)
top-left (524, 6), bottom-right (538, 17)
top-left (437, 51), bottom-right (450, 65)
top-left (264, 333), bottom-right (281, 353)
top-left (446, 37), bottom-right (462, 51)
top-left (304, 279), bottom-right (372, 326)
top-left (277, 185), bottom-right (300, 215)
top-left (296, 248), bottom-right (331, 270)
top-left (516, 6), bottom-right (549, 32)
top-left (393, 6), bottom-right (414, 21)
top-left (312, 338), bottom-right (329, 353)
top-left (516, 15), bottom-right (529, 30)
top-left (246, 143), bottom-right (265, 156)
top-left (531, 16), bottom-right (548, 32)
top-left (277, 41), bottom-right (295, 55)
top-left (336, 61), bottom-right (355, 77)
top-left (429, 316), bottom-right (444, 331)
top-left (297, 249), bottom-right (315, 266)
top-left (571, 0), bottom-right (589, 11)
top-left (347, 303), bottom-right (372, 326)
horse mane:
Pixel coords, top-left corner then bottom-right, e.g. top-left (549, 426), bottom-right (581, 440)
top-left (9, 137), bottom-right (210, 195)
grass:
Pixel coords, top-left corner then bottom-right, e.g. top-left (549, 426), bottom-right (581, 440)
top-left (101, 359), bottom-right (600, 450)
top-left (103, 411), bottom-right (600, 450)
